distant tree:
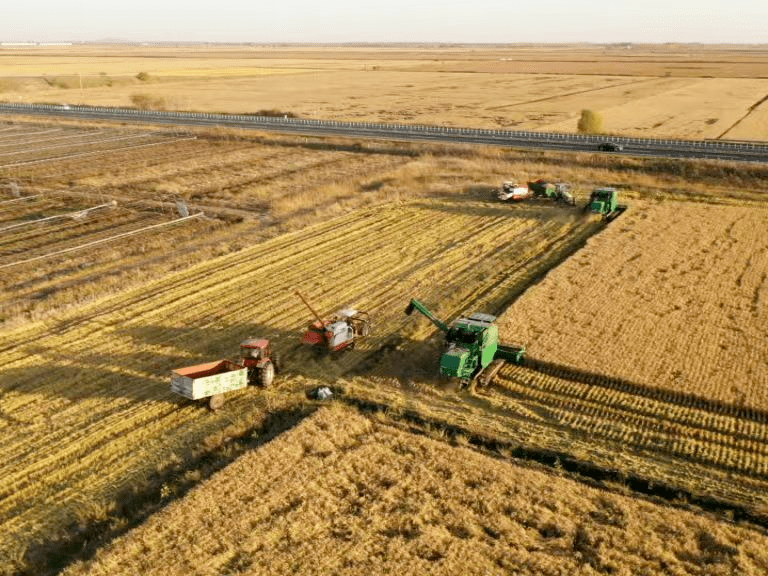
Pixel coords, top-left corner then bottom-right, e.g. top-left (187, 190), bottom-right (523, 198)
top-left (577, 109), bottom-right (604, 134)
top-left (136, 72), bottom-right (151, 82)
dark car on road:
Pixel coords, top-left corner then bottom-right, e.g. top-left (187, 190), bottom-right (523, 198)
top-left (597, 142), bottom-right (624, 152)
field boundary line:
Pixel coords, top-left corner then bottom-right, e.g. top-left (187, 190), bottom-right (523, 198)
top-left (717, 92), bottom-right (768, 140)
top-left (0, 129), bottom-right (106, 150)
top-left (0, 128), bottom-right (62, 140)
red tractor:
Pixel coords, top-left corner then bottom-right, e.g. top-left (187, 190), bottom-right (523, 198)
top-left (170, 337), bottom-right (281, 411)
top-left (238, 338), bottom-right (281, 386)
top-left (296, 290), bottom-right (372, 354)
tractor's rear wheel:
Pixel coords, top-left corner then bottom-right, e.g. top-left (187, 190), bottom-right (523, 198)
top-left (209, 394), bottom-right (225, 411)
top-left (259, 361), bottom-right (275, 387)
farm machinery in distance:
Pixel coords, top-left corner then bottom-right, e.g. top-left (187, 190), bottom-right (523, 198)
top-left (498, 179), bottom-right (627, 221)
top-left (404, 298), bottom-right (525, 388)
top-left (497, 179), bottom-right (575, 205)
top-left (584, 187), bottom-right (627, 221)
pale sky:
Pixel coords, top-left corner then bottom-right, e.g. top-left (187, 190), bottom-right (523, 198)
top-left (2, 0), bottom-right (767, 44)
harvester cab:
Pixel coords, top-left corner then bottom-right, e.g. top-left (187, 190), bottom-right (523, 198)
top-left (585, 187), bottom-right (627, 221)
top-left (405, 298), bottom-right (525, 387)
top-left (296, 291), bottom-right (371, 353)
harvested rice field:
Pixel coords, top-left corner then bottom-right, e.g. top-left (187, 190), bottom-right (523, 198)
top-left (64, 407), bottom-right (768, 576)
top-left (1, 67), bottom-right (768, 574)
top-left (3, 44), bottom-right (768, 139)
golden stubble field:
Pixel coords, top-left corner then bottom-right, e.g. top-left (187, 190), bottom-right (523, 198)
top-left (2, 44), bottom-right (768, 139)
top-left (2, 112), bottom-right (768, 574)
top-left (0, 192), bottom-right (602, 572)
top-left (63, 406), bottom-right (768, 576)
top-left (1, 118), bottom-right (621, 574)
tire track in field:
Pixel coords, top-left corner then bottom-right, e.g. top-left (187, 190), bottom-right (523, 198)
top-left (486, 77), bottom-right (657, 111)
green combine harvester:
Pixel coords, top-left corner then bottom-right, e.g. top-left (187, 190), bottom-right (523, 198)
top-left (404, 298), bottom-right (525, 387)
top-left (584, 187), bottom-right (627, 221)
top-left (527, 179), bottom-right (575, 205)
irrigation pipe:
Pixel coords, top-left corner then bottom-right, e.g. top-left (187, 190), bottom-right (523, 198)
top-left (0, 201), bottom-right (116, 232)
top-left (0, 212), bottom-right (204, 270)
top-left (0, 194), bottom-right (41, 205)
top-left (0, 136), bottom-right (197, 169)
top-left (0, 128), bottom-right (62, 140)
top-left (0, 129), bottom-right (106, 150)
top-left (0, 131), bottom-right (158, 158)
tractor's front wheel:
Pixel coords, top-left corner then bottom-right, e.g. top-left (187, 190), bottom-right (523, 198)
top-left (259, 361), bottom-right (275, 387)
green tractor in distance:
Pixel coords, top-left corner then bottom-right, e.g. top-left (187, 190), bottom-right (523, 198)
top-left (404, 298), bottom-right (525, 388)
top-left (585, 187), bottom-right (627, 221)
top-left (527, 179), bottom-right (576, 205)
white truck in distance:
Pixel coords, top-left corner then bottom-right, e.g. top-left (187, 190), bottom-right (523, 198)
top-left (497, 182), bottom-right (531, 201)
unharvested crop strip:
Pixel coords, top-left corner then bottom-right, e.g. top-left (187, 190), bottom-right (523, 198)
top-left (340, 394), bottom-right (768, 531)
top-left (492, 366), bottom-right (768, 477)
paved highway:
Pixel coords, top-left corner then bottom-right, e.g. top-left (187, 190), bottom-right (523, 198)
top-left (2, 103), bottom-right (768, 163)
